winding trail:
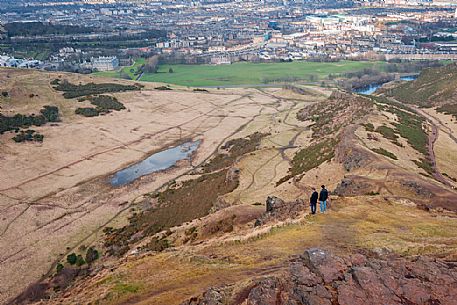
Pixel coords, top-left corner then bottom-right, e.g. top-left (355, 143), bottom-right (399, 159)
top-left (427, 123), bottom-right (453, 187)
top-left (379, 96), bottom-right (455, 188)
top-left (231, 88), bottom-right (319, 204)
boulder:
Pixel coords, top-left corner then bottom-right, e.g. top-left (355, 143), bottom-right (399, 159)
top-left (266, 196), bottom-right (285, 213)
top-left (225, 167), bottom-right (240, 184)
top-left (302, 248), bottom-right (347, 284)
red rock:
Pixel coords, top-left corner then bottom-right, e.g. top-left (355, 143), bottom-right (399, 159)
top-left (183, 248), bottom-right (457, 305)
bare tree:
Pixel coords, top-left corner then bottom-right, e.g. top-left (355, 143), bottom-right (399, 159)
top-left (143, 55), bottom-right (160, 73)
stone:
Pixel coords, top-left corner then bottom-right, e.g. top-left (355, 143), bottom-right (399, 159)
top-left (266, 196), bottom-right (285, 212)
top-left (246, 277), bottom-right (281, 305)
top-left (254, 219), bottom-right (262, 227)
top-left (289, 262), bottom-right (322, 286)
top-left (225, 167), bottom-right (240, 183)
top-left (302, 248), bottom-right (347, 284)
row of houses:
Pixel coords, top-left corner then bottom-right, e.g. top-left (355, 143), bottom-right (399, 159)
top-left (0, 56), bottom-right (42, 68)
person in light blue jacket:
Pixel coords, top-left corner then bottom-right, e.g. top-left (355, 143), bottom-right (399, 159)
top-left (319, 185), bottom-right (328, 213)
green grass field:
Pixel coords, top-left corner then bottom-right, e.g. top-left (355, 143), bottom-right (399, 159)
top-left (96, 60), bottom-right (385, 87)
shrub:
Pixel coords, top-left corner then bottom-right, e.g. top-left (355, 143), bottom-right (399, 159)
top-left (85, 247), bottom-right (99, 264)
top-left (0, 105), bottom-right (59, 137)
top-left (290, 138), bottom-right (337, 176)
top-left (89, 95), bottom-right (125, 112)
top-left (371, 148), bottom-right (398, 160)
top-left (12, 130), bottom-right (44, 143)
top-left (52, 80), bottom-right (140, 99)
top-left (40, 105), bottom-right (60, 122)
top-left (66, 253), bottom-right (77, 265)
top-left (363, 123), bottom-right (374, 132)
top-left (155, 86), bottom-right (172, 91)
top-left (375, 125), bottom-right (398, 142)
top-left (75, 255), bottom-right (86, 266)
top-left (389, 107), bottom-right (427, 155)
top-left (143, 237), bottom-right (170, 252)
top-left (75, 107), bottom-right (99, 117)
top-left (437, 103), bottom-right (457, 120)
top-left (56, 263), bottom-right (64, 273)
top-left (33, 133), bottom-right (44, 142)
top-left (75, 96), bottom-right (126, 117)
top-left (414, 158), bottom-right (434, 176)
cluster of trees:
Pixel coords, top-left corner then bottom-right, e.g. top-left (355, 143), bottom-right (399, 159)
top-left (143, 55), bottom-right (160, 73)
top-left (139, 55), bottom-right (175, 74)
top-left (0, 105), bottom-right (59, 143)
top-left (40, 105), bottom-right (60, 122)
top-left (4, 22), bottom-right (93, 37)
top-left (0, 114), bottom-right (44, 134)
top-left (57, 247), bottom-right (100, 272)
top-left (384, 60), bottom-right (444, 73)
top-left (0, 105), bottom-right (60, 134)
top-left (336, 60), bottom-right (445, 90)
top-left (52, 79), bottom-right (141, 99)
top-left (75, 95), bottom-right (126, 117)
top-left (89, 95), bottom-right (126, 111)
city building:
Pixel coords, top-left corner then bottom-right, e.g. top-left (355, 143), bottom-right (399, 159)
top-left (91, 56), bottom-right (119, 71)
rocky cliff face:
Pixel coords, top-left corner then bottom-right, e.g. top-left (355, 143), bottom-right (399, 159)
top-left (183, 248), bottom-right (457, 305)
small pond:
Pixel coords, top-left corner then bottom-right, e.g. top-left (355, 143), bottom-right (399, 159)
top-left (111, 140), bottom-right (201, 187)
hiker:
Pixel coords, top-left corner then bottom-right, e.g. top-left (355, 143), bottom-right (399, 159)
top-left (309, 187), bottom-right (318, 214)
top-left (319, 185), bottom-right (328, 213)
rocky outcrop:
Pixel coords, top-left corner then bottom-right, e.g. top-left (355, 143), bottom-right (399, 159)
top-left (182, 248), bottom-right (457, 305)
top-left (254, 196), bottom-right (306, 227)
top-left (329, 90), bottom-right (352, 100)
top-left (335, 126), bottom-right (375, 172)
top-left (225, 167), bottom-right (240, 184)
top-left (265, 196), bottom-right (285, 213)
top-left (401, 181), bottom-right (434, 199)
top-left (333, 176), bottom-right (377, 196)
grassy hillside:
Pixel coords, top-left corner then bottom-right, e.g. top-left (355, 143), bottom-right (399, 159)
top-left (389, 63), bottom-right (457, 107)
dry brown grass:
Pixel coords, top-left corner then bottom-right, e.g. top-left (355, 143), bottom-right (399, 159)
top-left (42, 197), bottom-right (457, 305)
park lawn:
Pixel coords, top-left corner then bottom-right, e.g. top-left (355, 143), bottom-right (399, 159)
top-left (139, 60), bottom-right (386, 87)
top-left (95, 58), bottom-right (146, 80)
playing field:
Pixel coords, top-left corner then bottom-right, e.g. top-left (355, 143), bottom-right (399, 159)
top-left (95, 60), bottom-right (385, 87)
top-left (140, 60), bottom-right (385, 87)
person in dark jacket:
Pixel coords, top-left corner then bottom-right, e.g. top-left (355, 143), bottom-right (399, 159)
top-left (309, 187), bottom-right (318, 214)
top-left (319, 185), bottom-right (328, 213)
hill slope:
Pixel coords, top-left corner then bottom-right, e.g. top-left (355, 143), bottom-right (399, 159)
top-left (387, 63), bottom-right (457, 107)
top-left (2, 68), bottom-right (457, 305)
